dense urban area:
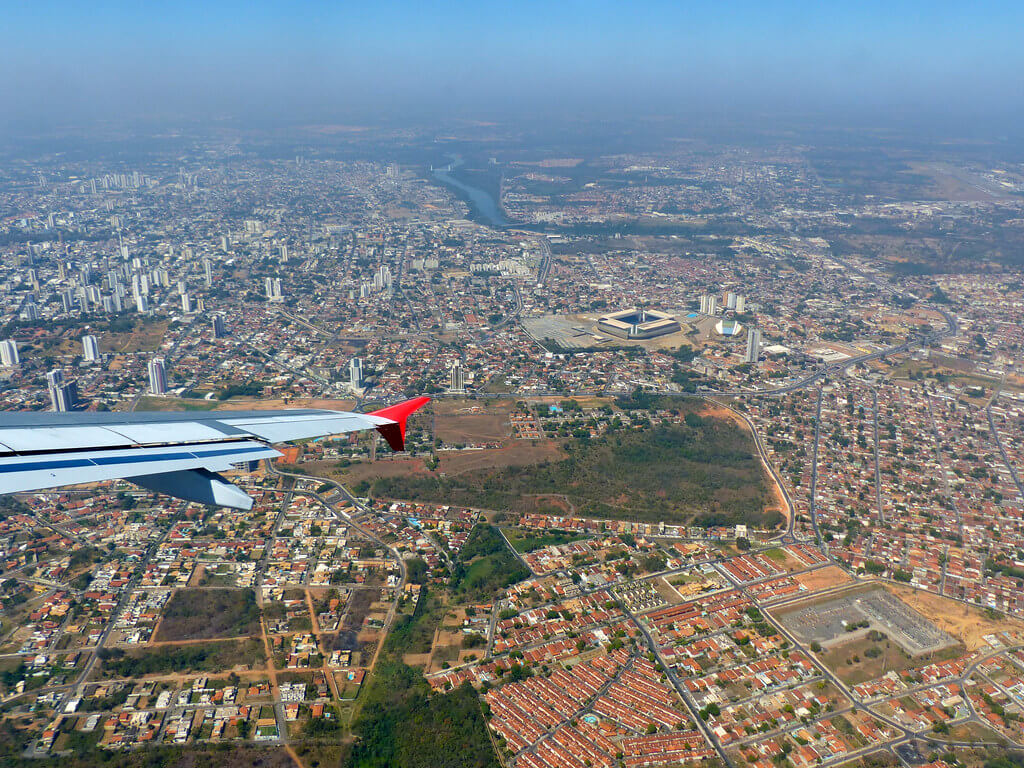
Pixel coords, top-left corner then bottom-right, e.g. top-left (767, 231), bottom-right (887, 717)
top-left (1, 123), bottom-right (1024, 768)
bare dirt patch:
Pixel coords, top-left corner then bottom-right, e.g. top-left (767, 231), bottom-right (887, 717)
top-left (884, 583), bottom-right (1024, 652)
top-left (795, 566), bottom-right (853, 593)
top-left (427, 628), bottom-right (466, 674)
top-left (403, 652), bottom-right (431, 668)
top-left (654, 577), bottom-right (685, 604)
top-left (214, 397), bottom-right (357, 411)
top-left (761, 548), bottom-right (809, 574)
top-left (433, 400), bottom-right (513, 444)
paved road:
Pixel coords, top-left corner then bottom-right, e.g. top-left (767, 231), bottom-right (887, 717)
top-left (618, 598), bottom-right (736, 768)
top-left (807, 386), bottom-right (824, 549)
top-left (871, 387), bottom-right (885, 525)
top-left (987, 401), bottom-right (1024, 502)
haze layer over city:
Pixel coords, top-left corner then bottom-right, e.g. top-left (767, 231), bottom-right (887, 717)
top-left (2, 3), bottom-right (1024, 768)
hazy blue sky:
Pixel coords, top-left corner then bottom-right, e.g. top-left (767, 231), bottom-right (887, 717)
top-left (2, 0), bottom-right (1022, 131)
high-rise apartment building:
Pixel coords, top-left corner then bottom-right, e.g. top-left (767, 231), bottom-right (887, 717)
top-left (0, 340), bottom-right (18, 367)
top-left (449, 360), bottom-right (465, 391)
top-left (148, 357), bottom-right (168, 395)
top-left (744, 328), bottom-right (762, 364)
top-left (82, 335), bottom-right (100, 362)
top-left (349, 358), bottom-right (364, 388)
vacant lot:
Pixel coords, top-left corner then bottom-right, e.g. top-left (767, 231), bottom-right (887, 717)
top-left (310, 440), bottom-right (564, 487)
top-left (501, 527), bottom-right (587, 553)
top-left (98, 639), bottom-right (265, 678)
top-left (795, 565), bottom-right (854, 592)
top-left (818, 633), bottom-right (958, 686)
top-left (453, 525), bottom-right (530, 601)
top-left (113, 319), bottom-right (170, 353)
top-left (154, 589), bottom-right (261, 642)
top-left (326, 587), bottom-right (382, 653)
top-left (433, 399), bottom-right (512, 444)
top-left (215, 397), bottom-right (357, 411)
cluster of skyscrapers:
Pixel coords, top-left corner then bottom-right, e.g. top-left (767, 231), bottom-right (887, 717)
top-left (265, 277), bottom-right (284, 302)
top-left (700, 292), bottom-right (746, 315)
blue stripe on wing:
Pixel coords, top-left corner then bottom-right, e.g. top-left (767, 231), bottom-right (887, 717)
top-left (0, 446), bottom-right (271, 474)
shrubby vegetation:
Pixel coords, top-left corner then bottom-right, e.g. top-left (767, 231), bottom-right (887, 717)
top-left (155, 588), bottom-right (261, 641)
top-left (98, 640), bottom-right (263, 677)
top-left (502, 528), bottom-right (585, 553)
top-left (0, 719), bottom-right (295, 768)
top-left (372, 421), bottom-right (775, 527)
top-left (216, 381), bottom-right (267, 400)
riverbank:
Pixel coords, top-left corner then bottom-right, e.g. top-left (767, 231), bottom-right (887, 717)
top-left (431, 163), bottom-right (512, 228)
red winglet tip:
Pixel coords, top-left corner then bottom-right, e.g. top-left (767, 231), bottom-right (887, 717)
top-left (368, 396), bottom-right (432, 452)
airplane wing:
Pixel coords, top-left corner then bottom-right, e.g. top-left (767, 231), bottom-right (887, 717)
top-left (0, 396), bottom-right (430, 510)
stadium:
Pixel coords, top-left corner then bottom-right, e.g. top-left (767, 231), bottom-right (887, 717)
top-left (597, 307), bottom-right (681, 340)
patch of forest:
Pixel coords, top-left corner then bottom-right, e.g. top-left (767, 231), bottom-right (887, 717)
top-left (451, 525), bottom-right (530, 601)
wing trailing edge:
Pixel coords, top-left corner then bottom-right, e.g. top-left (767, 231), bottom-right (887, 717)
top-left (0, 396), bottom-right (432, 509)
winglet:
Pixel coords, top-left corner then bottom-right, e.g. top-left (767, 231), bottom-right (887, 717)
top-left (368, 396), bottom-right (431, 451)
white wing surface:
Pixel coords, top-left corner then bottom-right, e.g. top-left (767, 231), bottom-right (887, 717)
top-left (0, 397), bottom-right (430, 509)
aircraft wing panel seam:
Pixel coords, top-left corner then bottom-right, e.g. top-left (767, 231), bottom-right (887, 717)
top-left (0, 444), bottom-right (275, 475)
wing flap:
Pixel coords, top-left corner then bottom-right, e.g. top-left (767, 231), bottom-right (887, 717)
top-left (103, 422), bottom-right (230, 445)
top-left (0, 426), bottom-right (134, 453)
top-left (0, 397), bottom-right (431, 505)
top-left (367, 396), bottom-right (432, 451)
top-left (219, 413), bottom-right (382, 443)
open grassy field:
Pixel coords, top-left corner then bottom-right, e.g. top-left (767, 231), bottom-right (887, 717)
top-left (818, 633), bottom-right (954, 686)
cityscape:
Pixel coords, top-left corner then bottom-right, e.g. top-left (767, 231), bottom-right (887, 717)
top-left (0, 122), bottom-right (1022, 768)
top-left (2, 3), bottom-right (1024, 768)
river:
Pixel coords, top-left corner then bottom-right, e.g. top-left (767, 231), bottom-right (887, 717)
top-left (431, 160), bottom-right (511, 228)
